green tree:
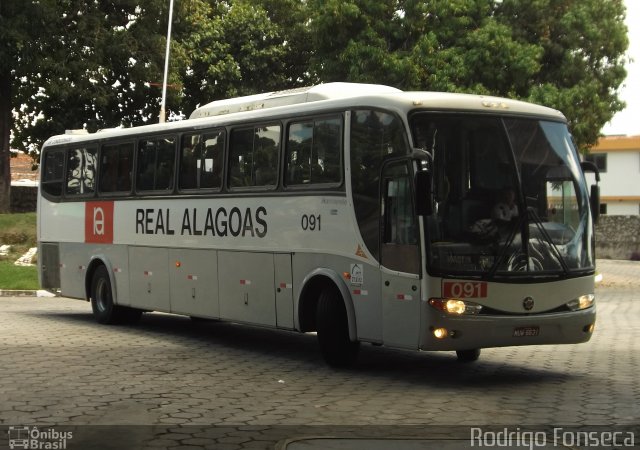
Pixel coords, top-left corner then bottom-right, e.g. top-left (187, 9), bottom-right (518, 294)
top-left (309, 0), bottom-right (628, 150)
top-left (180, 0), bottom-right (311, 114)
top-left (496, 0), bottom-right (628, 150)
top-left (0, 0), bottom-right (176, 212)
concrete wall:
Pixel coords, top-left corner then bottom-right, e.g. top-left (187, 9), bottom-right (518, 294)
top-left (9, 186), bottom-right (37, 213)
top-left (596, 215), bottom-right (640, 261)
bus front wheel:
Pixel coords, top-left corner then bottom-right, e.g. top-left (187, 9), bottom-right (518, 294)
top-left (456, 348), bottom-right (481, 362)
top-left (90, 266), bottom-right (141, 324)
top-left (316, 285), bottom-right (359, 367)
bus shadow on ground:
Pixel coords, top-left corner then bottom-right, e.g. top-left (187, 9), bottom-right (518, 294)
top-left (31, 309), bottom-right (573, 388)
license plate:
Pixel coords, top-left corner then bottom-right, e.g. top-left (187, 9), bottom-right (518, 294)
top-left (513, 326), bottom-right (540, 337)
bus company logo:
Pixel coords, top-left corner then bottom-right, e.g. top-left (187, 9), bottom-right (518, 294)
top-left (85, 201), bottom-right (114, 244)
top-left (8, 426), bottom-right (73, 449)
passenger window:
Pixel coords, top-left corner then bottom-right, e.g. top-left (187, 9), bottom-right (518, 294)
top-left (350, 109), bottom-right (409, 260)
top-left (66, 147), bottom-right (97, 196)
top-left (136, 136), bottom-right (176, 192)
top-left (286, 117), bottom-right (341, 186)
top-left (229, 125), bottom-right (280, 189)
top-left (179, 130), bottom-right (224, 190)
top-left (41, 150), bottom-right (65, 197)
top-left (99, 142), bottom-right (133, 193)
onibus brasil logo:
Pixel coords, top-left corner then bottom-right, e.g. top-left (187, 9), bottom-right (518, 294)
top-left (7, 426), bottom-right (73, 449)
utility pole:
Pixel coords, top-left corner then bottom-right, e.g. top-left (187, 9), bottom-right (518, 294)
top-left (159, 0), bottom-right (174, 123)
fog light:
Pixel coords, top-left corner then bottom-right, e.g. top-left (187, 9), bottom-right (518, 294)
top-left (584, 323), bottom-right (595, 333)
top-left (433, 327), bottom-right (448, 339)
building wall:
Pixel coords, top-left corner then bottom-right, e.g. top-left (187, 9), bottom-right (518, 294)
top-left (595, 215), bottom-right (640, 260)
top-left (590, 135), bottom-right (640, 216)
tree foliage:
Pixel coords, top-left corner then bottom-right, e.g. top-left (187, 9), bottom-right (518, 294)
top-left (0, 0), bottom-right (629, 212)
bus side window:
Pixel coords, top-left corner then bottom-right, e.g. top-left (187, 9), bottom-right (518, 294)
top-left (350, 109), bottom-right (409, 260)
top-left (66, 147), bottom-right (97, 196)
top-left (100, 143), bottom-right (133, 193)
top-left (179, 134), bottom-right (200, 190)
top-left (201, 130), bottom-right (224, 189)
top-left (286, 116), bottom-right (341, 186)
top-left (41, 149), bottom-right (65, 197)
top-left (137, 136), bottom-right (176, 192)
top-left (229, 125), bottom-right (280, 189)
top-left (180, 130), bottom-right (224, 191)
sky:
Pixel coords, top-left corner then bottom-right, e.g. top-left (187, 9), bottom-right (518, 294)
top-left (601, 0), bottom-right (640, 136)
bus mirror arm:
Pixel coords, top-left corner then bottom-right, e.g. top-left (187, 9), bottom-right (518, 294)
top-left (414, 170), bottom-right (434, 216)
top-left (581, 161), bottom-right (600, 224)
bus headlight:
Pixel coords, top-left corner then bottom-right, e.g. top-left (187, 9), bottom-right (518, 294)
top-left (566, 294), bottom-right (595, 311)
top-left (429, 298), bottom-right (483, 315)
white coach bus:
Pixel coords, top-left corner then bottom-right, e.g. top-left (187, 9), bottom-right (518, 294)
top-left (38, 83), bottom-right (599, 366)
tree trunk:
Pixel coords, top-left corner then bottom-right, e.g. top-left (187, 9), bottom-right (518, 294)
top-left (0, 72), bottom-right (11, 213)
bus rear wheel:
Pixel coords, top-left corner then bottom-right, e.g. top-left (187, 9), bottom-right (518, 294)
top-left (91, 266), bottom-right (141, 324)
top-left (456, 348), bottom-right (481, 362)
top-left (316, 285), bottom-right (359, 367)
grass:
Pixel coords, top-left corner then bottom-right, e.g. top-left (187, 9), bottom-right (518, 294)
top-left (0, 213), bottom-right (39, 290)
top-left (0, 260), bottom-right (39, 290)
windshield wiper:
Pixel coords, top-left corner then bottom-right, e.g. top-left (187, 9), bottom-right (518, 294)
top-left (488, 214), bottom-right (524, 278)
top-left (526, 207), bottom-right (569, 275)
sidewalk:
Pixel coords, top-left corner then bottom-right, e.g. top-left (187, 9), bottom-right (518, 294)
top-left (596, 259), bottom-right (640, 288)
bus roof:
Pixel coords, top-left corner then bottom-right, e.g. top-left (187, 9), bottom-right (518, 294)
top-left (43, 83), bottom-right (565, 147)
top-left (188, 83), bottom-right (402, 119)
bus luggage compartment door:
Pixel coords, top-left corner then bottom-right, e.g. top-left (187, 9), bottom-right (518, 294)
top-left (218, 251), bottom-right (276, 327)
top-left (169, 248), bottom-right (220, 318)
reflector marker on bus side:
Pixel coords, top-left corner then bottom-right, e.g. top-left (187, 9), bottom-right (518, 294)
top-left (396, 294), bottom-right (413, 301)
top-left (59, 263), bottom-right (66, 269)
top-left (144, 271), bottom-right (153, 277)
top-left (240, 279), bottom-right (252, 285)
top-left (114, 268), bottom-right (122, 273)
top-left (187, 275), bottom-right (198, 281)
top-left (279, 283), bottom-right (292, 289)
top-left (352, 289), bottom-right (368, 296)
top-left (78, 265), bottom-right (86, 270)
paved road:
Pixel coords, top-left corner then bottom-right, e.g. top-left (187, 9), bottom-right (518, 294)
top-left (1, 260), bottom-right (638, 449)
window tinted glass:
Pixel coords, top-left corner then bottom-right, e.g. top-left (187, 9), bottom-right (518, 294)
top-left (137, 136), bottom-right (176, 192)
top-left (99, 142), bottom-right (133, 193)
top-left (287, 117), bottom-right (341, 186)
top-left (229, 125), bottom-right (280, 188)
top-left (42, 150), bottom-right (65, 197)
top-left (350, 110), bottom-right (408, 260)
top-left (180, 130), bottom-right (224, 190)
top-left (66, 147), bottom-right (97, 196)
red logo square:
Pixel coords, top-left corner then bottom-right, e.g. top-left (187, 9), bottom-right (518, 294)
top-left (85, 201), bottom-right (114, 244)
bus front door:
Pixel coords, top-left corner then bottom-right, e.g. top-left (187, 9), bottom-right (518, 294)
top-left (380, 161), bottom-right (421, 349)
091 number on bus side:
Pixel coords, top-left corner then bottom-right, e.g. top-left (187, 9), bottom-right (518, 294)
top-left (301, 214), bottom-right (321, 231)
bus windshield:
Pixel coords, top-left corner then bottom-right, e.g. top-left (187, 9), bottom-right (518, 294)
top-left (411, 114), bottom-right (594, 279)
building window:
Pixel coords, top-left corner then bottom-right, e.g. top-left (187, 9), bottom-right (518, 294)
top-left (599, 203), bottom-right (607, 215)
top-left (585, 153), bottom-right (607, 173)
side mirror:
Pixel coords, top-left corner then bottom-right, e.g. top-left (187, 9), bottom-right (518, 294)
top-left (590, 184), bottom-right (600, 224)
top-left (581, 161), bottom-right (601, 224)
top-left (415, 170), bottom-right (433, 216)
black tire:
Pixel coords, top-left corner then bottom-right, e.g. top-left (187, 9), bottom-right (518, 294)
top-left (456, 348), bottom-right (481, 362)
top-left (316, 285), bottom-right (360, 367)
top-left (90, 266), bottom-right (141, 324)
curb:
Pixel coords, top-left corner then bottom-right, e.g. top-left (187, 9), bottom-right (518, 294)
top-left (0, 290), bottom-right (58, 298)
